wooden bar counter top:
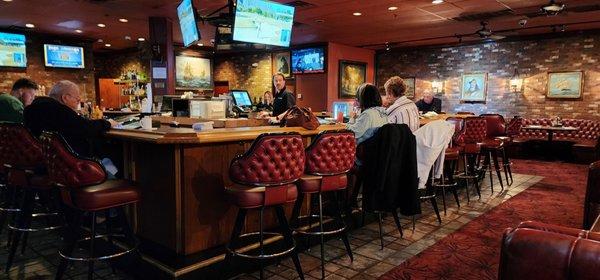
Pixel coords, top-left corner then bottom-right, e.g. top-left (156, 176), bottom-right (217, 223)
top-left (104, 122), bottom-right (347, 277)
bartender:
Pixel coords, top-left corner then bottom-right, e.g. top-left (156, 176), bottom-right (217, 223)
top-left (272, 73), bottom-right (295, 118)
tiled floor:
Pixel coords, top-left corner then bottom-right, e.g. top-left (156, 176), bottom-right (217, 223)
top-left (0, 173), bottom-right (542, 280)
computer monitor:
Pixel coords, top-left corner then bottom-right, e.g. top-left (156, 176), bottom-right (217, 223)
top-left (332, 101), bottom-right (353, 118)
top-left (172, 99), bottom-right (190, 117)
top-left (231, 90), bottom-right (252, 107)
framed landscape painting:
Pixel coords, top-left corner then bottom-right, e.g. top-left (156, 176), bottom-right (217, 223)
top-left (175, 55), bottom-right (212, 90)
top-left (460, 72), bottom-right (487, 102)
top-left (339, 60), bottom-right (366, 98)
top-left (272, 51), bottom-right (292, 78)
top-left (403, 77), bottom-right (415, 99)
top-left (547, 71), bottom-right (583, 99)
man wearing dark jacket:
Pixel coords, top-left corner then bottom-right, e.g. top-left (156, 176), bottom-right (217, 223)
top-left (24, 80), bottom-right (115, 157)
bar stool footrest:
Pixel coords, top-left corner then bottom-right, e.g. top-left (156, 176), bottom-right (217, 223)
top-left (293, 214), bottom-right (345, 236)
top-left (59, 233), bottom-right (139, 262)
top-left (226, 231), bottom-right (295, 260)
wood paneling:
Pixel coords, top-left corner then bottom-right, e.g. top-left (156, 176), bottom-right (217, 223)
top-left (98, 78), bottom-right (129, 109)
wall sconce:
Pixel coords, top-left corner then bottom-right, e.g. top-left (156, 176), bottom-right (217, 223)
top-left (509, 68), bottom-right (523, 93)
top-left (431, 80), bottom-right (444, 95)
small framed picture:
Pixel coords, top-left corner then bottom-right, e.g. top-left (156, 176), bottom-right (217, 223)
top-left (460, 72), bottom-right (487, 102)
top-left (403, 77), bottom-right (415, 99)
top-left (339, 60), bottom-right (367, 99)
top-left (272, 51), bottom-right (292, 78)
top-left (547, 71), bottom-right (583, 99)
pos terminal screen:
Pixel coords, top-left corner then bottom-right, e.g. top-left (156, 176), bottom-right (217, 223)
top-left (231, 90), bottom-right (252, 107)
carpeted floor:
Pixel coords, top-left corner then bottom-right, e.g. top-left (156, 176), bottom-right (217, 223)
top-left (380, 159), bottom-right (590, 280)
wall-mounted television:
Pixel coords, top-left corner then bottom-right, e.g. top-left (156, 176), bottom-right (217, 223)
top-left (291, 47), bottom-right (325, 74)
top-left (233, 0), bottom-right (295, 47)
top-left (43, 44), bottom-right (84, 69)
top-left (177, 0), bottom-right (200, 47)
top-left (0, 32), bottom-right (26, 68)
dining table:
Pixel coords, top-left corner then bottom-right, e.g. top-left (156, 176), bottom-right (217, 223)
top-left (521, 125), bottom-right (579, 142)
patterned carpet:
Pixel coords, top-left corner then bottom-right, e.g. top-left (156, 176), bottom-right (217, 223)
top-left (380, 159), bottom-right (589, 280)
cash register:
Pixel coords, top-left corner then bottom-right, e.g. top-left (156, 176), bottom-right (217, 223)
top-left (230, 90), bottom-right (252, 117)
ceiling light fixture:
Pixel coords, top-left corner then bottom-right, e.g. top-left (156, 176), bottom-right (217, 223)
top-left (137, 37), bottom-right (145, 41)
top-left (315, 19), bottom-right (324, 23)
top-left (125, 36), bottom-right (131, 40)
top-left (104, 43), bottom-right (111, 47)
top-left (25, 23), bottom-right (35, 28)
top-left (3, 0), bottom-right (14, 2)
top-left (541, 0), bottom-right (565, 16)
top-left (97, 39), bottom-right (103, 43)
top-left (118, 18), bottom-right (128, 23)
top-left (97, 23), bottom-right (106, 28)
top-left (197, 43), bottom-right (204, 46)
top-left (75, 29), bottom-right (83, 33)
top-left (388, 6), bottom-right (398, 11)
top-left (353, 12), bottom-right (362, 16)
top-left (432, 0), bottom-right (444, 4)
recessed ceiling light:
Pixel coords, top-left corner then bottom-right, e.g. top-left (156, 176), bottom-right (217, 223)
top-left (118, 18), bottom-right (128, 23)
top-left (97, 39), bottom-right (104, 43)
top-left (197, 43), bottom-right (204, 46)
top-left (104, 43), bottom-right (111, 47)
top-left (125, 36), bottom-right (131, 40)
top-left (25, 23), bottom-right (35, 28)
top-left (315, 19), bottom-right (325, 23)
top-left (432, 0), bottom-right (444, 4)
top-left (97, 23), bottom-right (106, 28)
top-left (3, 0), bottom-right (14, 2)
top-left (353, 12), bottom-right (362, 16)
top-left (75, 29), bottom-right (83, 33)
top-left (388, 6), bottom-right (398, 11)
top-left (137, 37), bottom-right (145, 41)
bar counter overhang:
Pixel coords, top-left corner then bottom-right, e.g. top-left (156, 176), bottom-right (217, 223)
top-left (104, 123), bottom-right (347, 278)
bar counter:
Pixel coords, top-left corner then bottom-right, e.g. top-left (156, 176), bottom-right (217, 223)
top-left (104, 122), bottom-right (346, 276)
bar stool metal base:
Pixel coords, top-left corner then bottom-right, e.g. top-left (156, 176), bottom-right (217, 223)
top-left (226, 231), bottom-right (296, 260)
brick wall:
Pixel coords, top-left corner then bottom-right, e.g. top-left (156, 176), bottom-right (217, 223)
top-left (0, 33), bottom-right (95, 102)
top-left (94, 46), bottom-right (151, 79)
top-left (377, 33), bottom-right (600, 120)
top-left (213, 53), bottom-right (272, 100)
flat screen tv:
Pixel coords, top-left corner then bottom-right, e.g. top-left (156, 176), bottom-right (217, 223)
top-left (233, 0), bottom-right (295, 47)
top-left (291, 47), bottom-right (325, 74)
top-left (0, 32), bottom-right (26, 68)
top-left (177, 0), bottom-right (200, 47)
top-left (43, 44), bottom-right (84, 69)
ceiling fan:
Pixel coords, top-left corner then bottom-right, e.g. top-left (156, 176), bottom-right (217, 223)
top-left (463, 21), bottom-right (507, 42)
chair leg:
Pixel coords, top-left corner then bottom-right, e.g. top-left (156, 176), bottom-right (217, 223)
top-left (391, 208), bottom-right (403, 238)
top-left (306, 195), bottom-right (315, 250)
top-left (485, 151), bottom-right (494, 193)
top-left (259, 208), bottom-right (264, 280)
top-left (290, 193), bottom-right (304, 228)
top-left (6, 188), bottom-right (33, 273)
top-left (221, 209), bottom-right (247, 280)
top-left (274, 206), bottom-right (304, 280)
top-left (105, 210), bottom-right (117, 275)
top-left (332, 192), bottom-right (353, 261)
top-left (449, 160), bottom-right (460, 208)
top-left (88, 212), bottom-right (96, 280)
top-left (502, 147), bottom-right (512, 186)
top-left (377, 212), bottom-right (384, 250)
top-left (56, 209), bottom-right (82, 280)
top-left (463, 155), bottom-right (471, 203)
top-left (430, 196), bottom-right (442, 225)
top-left (492, 149), bottom-right (504, 191)
top-left (318, 193), bottom-right (326, 279)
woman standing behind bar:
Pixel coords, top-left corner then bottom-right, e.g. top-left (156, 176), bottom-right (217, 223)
top-left (346, 83), bottom-right (388, 145)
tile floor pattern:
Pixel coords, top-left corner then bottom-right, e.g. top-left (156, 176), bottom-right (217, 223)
top-left (0, 173), bottom-right (542, 280)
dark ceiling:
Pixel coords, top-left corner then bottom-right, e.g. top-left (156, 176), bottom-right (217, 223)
top-left (1, 0), bottom-right (599, 51)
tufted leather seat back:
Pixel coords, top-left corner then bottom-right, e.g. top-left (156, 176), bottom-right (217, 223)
top-left (305, 130), bottom-right (355, 175)
top-left (456, 111), bottom-right (475, 115)
top-left (0, 122), bottom-right (44, 171)
top-left (506, 116), bottom-right (523, 136)
top-left (463, 117), bottom-right (487, 144)
top-left (583, 161), bottom-right (600, 229)
top-left (229, 133), bottom-right (305, 186)
top-left (480, 114), bottom-right (506, 138)
top-left (519, 118), bottom-right (600, 142)
top-left (40, 131), bottom-right (106, 189)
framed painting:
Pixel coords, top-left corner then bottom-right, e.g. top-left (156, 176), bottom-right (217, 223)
top-left (175, 55), bottom-right (213, 90)
top-left (460, 72), bottom-right (487, 102)
top-left (272, 51), bottom-right (292, 78)
top-left (339, 60), bottom-right (367, 99)
top-left (547, 71), bottom-right (583, 99)
top-left (404, 77), bottom-right (415, 99)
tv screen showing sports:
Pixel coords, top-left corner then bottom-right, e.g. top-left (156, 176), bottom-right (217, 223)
top-left (291, 47), bottom-right (325, 74)
top-left (43, 44), bottom-right (84, 69)
top-left (177, 0), bottom-right (200, 47)
top-left (0, 32), bottom-right (26, 68)
top-left (231, 90), bottom-right (252, 107)
top-left (233, 0), bottom-right (295, 47)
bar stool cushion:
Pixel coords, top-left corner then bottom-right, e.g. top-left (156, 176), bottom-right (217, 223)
top-left (481, 138), bottom-right (504, 149)
top-left (70, 179), bottom-right (140, 211)
top-left (444, 147), bottom-right (460, 160)
top-left (225, 183), bottom-right (297, 209)
top-left (297, 174), bottom-right (348, 194)
top-left (464, 143), bottom-right (482, 154)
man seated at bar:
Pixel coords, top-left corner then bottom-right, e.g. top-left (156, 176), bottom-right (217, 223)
top-left (415, 91), bottom-right (442, 113)
top-left (24, 80), bottom-right (116, 157)
top-left (347, 83), bottom-right (388, 145)
top-left (0, 78), bottom-right (38, 123)
top-left (384, 76), bottom-right (420, 132)
top-left (272, 73), bottom-right (295, 118)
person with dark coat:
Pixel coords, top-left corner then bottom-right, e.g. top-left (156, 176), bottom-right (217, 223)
top-left (272, 73), bottom-right (295, 117)
top-left (360, 123), bottom-right (421, 216)
top-left (24, 80), bottom-right (115, 158)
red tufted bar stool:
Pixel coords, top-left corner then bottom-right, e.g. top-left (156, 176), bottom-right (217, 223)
top-left (291, 130), bottom-right (356, 279)
top-left (223, 132), bottom-right (305, 280)
top-left (40, 131), bottom-right (141, 280)
top-left (479, 114), bottom-right (508, 191)
top-left (455, 117), bottom-right (486, 201)
top-left (0, 122), bottom-right (62, 273)
top-left (431, 117), bottom-right (464, 214)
